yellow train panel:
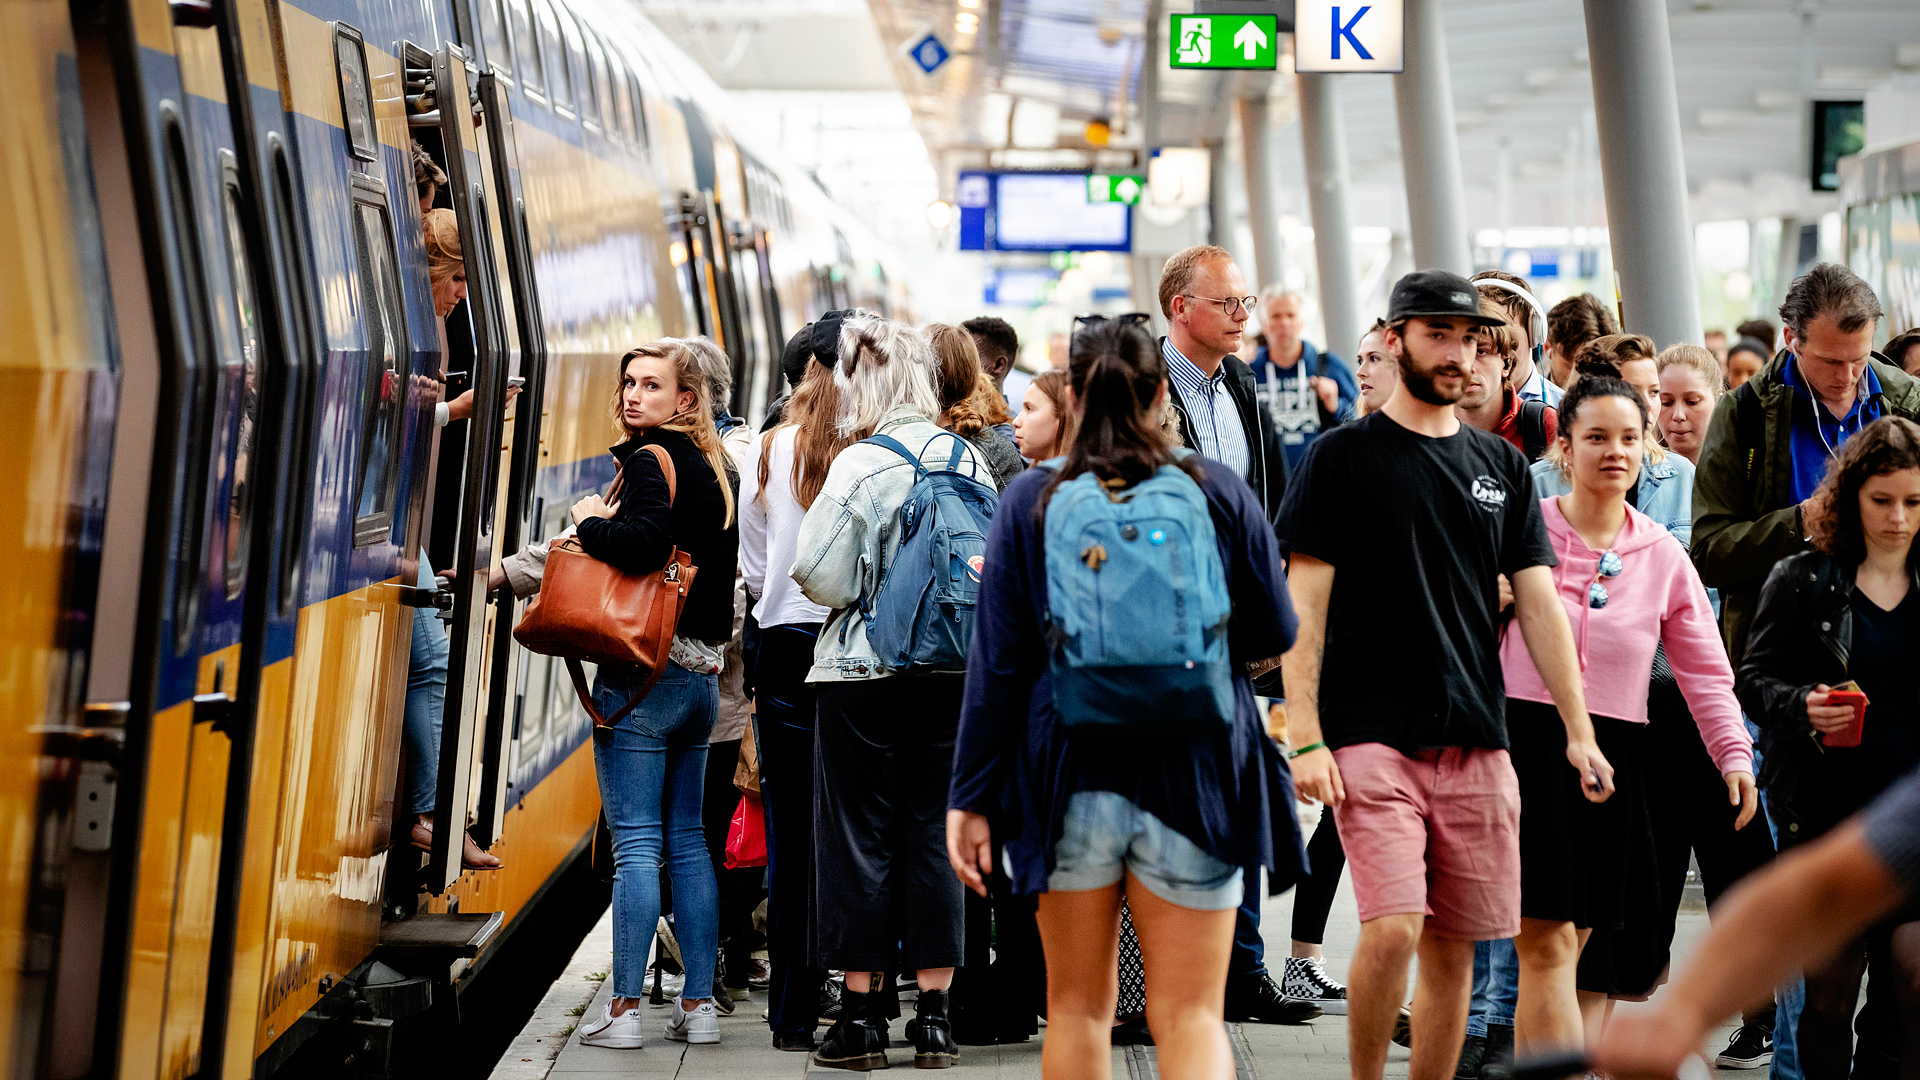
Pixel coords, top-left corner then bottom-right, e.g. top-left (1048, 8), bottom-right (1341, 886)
top-left (224, 657), bottom-right (294, 1074)
top-left (275, 4), bottom-right (342, 133)
top-left (173, 25), bottom-right (226, 105)
top-left (255, 585), bottom-right (408, 1050)
top-left (432, 741), bottom-right (599, 927)
top-left (117, 698), bottom-right (193, 1080)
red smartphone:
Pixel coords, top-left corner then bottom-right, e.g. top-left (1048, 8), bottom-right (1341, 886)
top-left (1823, 684), bottom-right (1868, 748)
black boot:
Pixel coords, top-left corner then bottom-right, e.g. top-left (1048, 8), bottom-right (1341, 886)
top-left (913, 989), bottom-right (957, 1069)
top-left (813, 988), bottom-right (890, 1071)
top-left (1479, 1022), bottom-right (1515, 1080)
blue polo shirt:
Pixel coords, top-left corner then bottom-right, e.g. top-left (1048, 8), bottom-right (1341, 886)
top-left (1784, 356), bottom-right (1883, 502)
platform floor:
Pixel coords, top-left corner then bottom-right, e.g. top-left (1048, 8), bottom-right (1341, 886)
top-left (492, 864), bottom-right (1747, 1080)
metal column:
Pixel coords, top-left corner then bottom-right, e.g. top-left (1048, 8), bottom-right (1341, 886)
top-left (1141, 0), bottom-right (1163, 151)
top-left (1392, 0), bottom-right (1471, 274)
top-left (1583, 0), bottom-right (1703, 346)
top-left (1235, 93), bottom-right (1285, 289)
top-left (1299, 72), bottom-right (1360, 359)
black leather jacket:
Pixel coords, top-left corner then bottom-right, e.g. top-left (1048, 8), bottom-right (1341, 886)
top-left (1736, 549), bottom-right (1920, 846)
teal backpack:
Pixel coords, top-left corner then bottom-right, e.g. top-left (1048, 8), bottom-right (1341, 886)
top-left (1041, 454), bottom-right (1234, 737)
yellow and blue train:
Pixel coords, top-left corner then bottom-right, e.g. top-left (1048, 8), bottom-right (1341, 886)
top-left (0, 0), bottom-right (902, 1073)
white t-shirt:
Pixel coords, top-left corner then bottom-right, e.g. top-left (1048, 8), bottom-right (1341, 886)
top-left (739, 425), bottom-right (833, 629)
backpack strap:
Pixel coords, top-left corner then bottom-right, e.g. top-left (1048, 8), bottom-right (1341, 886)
top-left (1519, 399), bottom-right (1551, 461)
top-left (861, 433), bottom-right (927, 480)
top-left (919, 431), bottom-right (983, 479)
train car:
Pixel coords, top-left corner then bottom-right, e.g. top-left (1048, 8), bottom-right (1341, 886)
top-left (0, 0), bottom-right (905, 1073)
top-left (1842, 136), bottom-right (1920, 343)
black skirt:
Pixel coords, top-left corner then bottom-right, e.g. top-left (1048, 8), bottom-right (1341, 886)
top-left (1508, 698), bottom-right (1655, 931)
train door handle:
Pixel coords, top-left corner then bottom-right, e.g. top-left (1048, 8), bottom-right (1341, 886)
top-left (191, 692), bottom-right (239, 737)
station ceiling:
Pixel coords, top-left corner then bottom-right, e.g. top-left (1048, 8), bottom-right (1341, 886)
top-left (652, 0), bottom-right (1920, 231)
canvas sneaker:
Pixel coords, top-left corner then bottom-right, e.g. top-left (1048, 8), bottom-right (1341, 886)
top-left (1281, 957), bottom-right (1349, 1015)
top-left (664, 998), bottom-right (721, 1045)
top-left (577, 1001), bottom-right (645, 1049)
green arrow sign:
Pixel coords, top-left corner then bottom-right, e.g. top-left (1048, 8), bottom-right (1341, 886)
top-left (1087, 174), bottom-right (1146, 205)
top-left (1169, 13), bottom-right (1278, 69)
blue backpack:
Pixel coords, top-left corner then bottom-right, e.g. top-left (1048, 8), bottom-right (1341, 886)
top-left (858, 432), bottom-right (999, 676)
top-left (1042, 456), bottom-right (1234, 737)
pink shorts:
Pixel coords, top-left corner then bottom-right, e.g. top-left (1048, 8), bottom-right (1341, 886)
top-left (1329, 743), bottom-right (1521, 941)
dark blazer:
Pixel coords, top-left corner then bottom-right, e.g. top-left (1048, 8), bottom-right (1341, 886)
top-left (1159, 337), bottom-right (1286, 523)
top-left (1736, 549), bottom-right (1920, 846)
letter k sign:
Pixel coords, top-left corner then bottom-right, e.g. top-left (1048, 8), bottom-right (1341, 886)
top-left (1331, 5), bottom-right (1373, 60)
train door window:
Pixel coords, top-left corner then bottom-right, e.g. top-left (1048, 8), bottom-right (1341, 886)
top-left (584, 31), bottom-right (612, 133)
top-left (217, 157), bottom-right (262, 598)
top-left (558, 7), bottom-right (589, 122)
top-left (479, 0), bottom-right (511, 82)
top-left (270, 140), bottom-right (319, 614)
top-left (606, 52), bottom-right (636, 144)
top-left (628, 70), bottom-right (649, 147)
top-left (161, 110), bottom-right (218, 654)
top-left (505, 0), bottom-right (542, 96)
top-left (333, 23), bottom-right (378, 162)
top-left (347, 177), bottom-right (410, 545)
top-left (533, 0), bottom-right (571, 114)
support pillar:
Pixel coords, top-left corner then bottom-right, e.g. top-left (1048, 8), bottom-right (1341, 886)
top-left (1583, 0), bottom-right (1703, 346)
top-left (1298, 72), bottom-right (1360, 359)
top-left (1141, 0), bottom-right (1163, 151)
top-left (1392, 0), bottom-right (1471, 274)
top-left (1235, 93), bottom-right (1285, 289)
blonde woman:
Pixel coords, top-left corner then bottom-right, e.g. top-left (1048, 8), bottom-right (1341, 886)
top-left (565, 340), bottom-right (740, 1050)
top-left (1655, 344), bottom-right (1723, 464)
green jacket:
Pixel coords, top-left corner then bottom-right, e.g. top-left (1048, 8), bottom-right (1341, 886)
top-left (1692, 349), bottom-right (1920, 664)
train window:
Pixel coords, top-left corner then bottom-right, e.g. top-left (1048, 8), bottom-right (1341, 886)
top-left (606, 51), bottom-right (636, 144)
top-left (505, 0), bottom-right (541, 95)
top-left (348, 178), bottom-right (411, 546)
top-left (217, 159), bottom-right (262, 599)
top-left (625, 66), bottom-right (648, 147)
top-left (480, 0), bottom-right (511, 81)
top-left (534, 0), bottom-right (571, 113)
top-left (269, 139), bottom-right (319, 615)
top-left (558, 7), bottom-right (588, 121)
top-left (333, 23), bottom-right (378, 162)
top-left (581, 29), bottom-right (609, 131)
top-left (161, 110), bottom-right (218, 655)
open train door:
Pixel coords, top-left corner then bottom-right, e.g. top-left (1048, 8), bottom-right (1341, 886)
top-left (423, 46), bottom-right (515, 894)
top-left (471, 69), bottom-right (548, 846)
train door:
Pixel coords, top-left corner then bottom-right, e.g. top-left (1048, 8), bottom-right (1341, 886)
top-left (725, 223), bottom-right (773, 421)
top-left (422, 47), bottom-right (516, 893)
top-left (672, 191), bottom-right (723, 346)
top-left (472, 71), bottom-right (546, 846)
top-left (0, 0), bottom-right (122, 1074)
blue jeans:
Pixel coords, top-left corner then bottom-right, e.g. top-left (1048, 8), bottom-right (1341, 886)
top-left (1762, 771), bottom-right (1803, 1080)
top-left (404, 556), bottom-right (449, 817)
top-left (1468, 938), bottom-right (1519, 1038)
top-left (1229, 869), bottom-right (1268, 982)
top-left (592, 661), bottom-right (720, 1000)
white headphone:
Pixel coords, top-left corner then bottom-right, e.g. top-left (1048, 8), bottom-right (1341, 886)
top-left (1473, 276), bottom-right (1550, 364)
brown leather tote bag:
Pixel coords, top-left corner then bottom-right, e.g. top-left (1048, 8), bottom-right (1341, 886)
top-left (512, 443), bottom-right (698, 727)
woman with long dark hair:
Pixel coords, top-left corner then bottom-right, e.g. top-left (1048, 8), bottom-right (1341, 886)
top-left (1738, 416), bottom-right (1920, 1080)
top-left (564, 340), bottom-right (740, 1050)
top-left (947, 315), bottom-right (1305, 1080)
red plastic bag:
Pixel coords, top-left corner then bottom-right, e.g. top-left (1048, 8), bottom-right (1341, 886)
top-left (725, 792), bottom-right (767, 869)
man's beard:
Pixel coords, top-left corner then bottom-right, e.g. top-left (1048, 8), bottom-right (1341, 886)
top-left (1395, 342), bottom-right (1465, 406)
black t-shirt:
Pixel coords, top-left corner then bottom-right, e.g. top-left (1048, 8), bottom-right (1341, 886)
top-left (1275, 411), bottom-right (1556, 753)
top-left (1802, 587), bottom-right (1920, 831)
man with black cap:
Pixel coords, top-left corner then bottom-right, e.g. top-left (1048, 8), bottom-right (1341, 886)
top-left (1274, 270), bottom-right (1604, 1080)
top-left (762, 311), bottom-right (857, 433)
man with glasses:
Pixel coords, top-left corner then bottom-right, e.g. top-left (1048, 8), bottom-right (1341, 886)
top-left (1157, 245), bottom-right (1285, 522)
top-left (1153, 245), bottom-right (1309, 1025)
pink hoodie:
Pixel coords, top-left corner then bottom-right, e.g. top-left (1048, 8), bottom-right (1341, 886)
top-left (1500, 498), bottom-right (1754, 776)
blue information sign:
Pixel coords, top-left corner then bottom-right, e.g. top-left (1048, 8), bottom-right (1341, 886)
top-left (908, 33), bottom-right (950, 75)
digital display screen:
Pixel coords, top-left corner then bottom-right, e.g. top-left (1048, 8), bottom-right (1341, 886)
top-left (956, 170), bottom-right (1132, 253)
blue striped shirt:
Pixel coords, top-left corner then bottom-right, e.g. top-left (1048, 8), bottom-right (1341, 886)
top-left (1164, 338), bottom-right (1251, 480)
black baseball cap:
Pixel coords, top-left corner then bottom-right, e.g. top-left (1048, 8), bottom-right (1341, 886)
top-left (1387, 269), bottom-right (1506, 328)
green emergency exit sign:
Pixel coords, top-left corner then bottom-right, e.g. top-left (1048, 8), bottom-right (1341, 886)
top-left (1169, 13), bottom-right (1278, 69)
top-left (1087, 174), bottom-right (1145, 204)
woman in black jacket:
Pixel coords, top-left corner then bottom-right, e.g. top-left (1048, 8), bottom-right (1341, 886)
top-left (1737, 415), bottom-right (1920, 1080)
top-left (567, 340), bottom-right (740, 1050)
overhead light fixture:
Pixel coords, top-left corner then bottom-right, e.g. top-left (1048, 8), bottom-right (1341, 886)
top-left (926, 200), bottom-right (955, 229)
top-left (1084, 118), bottom-right (1111, 146)
top-left (955, 11), bottom-right (978, 33)
top-left (958, 0), bottom-right (981, 7)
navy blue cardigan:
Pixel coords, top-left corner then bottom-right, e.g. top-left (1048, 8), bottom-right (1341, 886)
top-left (949, 457), bottom-right (1307, 896)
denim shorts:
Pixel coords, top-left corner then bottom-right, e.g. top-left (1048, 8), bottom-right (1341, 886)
top-left (1045, 790), bottom-right (1244, 911)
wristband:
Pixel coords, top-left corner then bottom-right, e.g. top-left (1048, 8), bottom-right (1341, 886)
top-left (1288, 740), bottom-right (1326, 759)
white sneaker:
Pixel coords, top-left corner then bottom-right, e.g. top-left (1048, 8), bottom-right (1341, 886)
top-left (664, 998), bottom-right (720, 1045)
top-left (578, 1001), bottom-right (645, 1049)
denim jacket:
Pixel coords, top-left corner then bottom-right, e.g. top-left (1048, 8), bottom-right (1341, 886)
top-left (791, 404), bottom-right (986, 682)
top-left (1529, 452), bottom-right (1696, 547)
